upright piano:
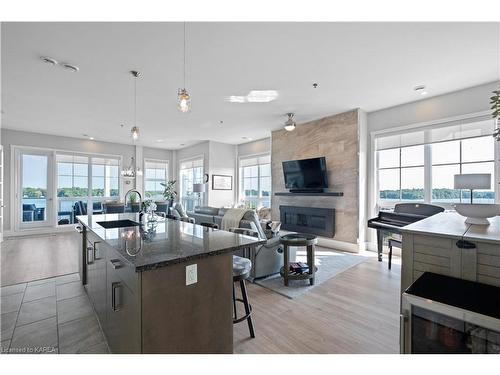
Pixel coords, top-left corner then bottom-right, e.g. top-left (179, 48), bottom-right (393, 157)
top-left (368, 203), bottom-right (444, 262)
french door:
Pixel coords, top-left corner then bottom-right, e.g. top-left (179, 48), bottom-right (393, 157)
top-left (16, 148), bottom-right (55, 229)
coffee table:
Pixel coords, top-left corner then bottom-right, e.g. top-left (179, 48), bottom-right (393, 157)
top-left (279, 233), bottom-right (318, 286)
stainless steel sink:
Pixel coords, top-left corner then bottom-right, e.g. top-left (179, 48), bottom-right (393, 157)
top-left (97, 219), bottom-right (140, 229)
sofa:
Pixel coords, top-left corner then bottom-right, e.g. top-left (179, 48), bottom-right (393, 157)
top-left (183, 206), bottom-right (283, 280)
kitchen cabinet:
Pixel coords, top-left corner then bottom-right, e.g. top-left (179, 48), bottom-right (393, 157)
top-left (85, 230), bottom-right (108, 329)
top-left (105, 247), bottom-right (141, 353)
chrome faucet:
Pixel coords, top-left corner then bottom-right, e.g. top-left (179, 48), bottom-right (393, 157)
top-left (124, 189), bottom-right (144, 222)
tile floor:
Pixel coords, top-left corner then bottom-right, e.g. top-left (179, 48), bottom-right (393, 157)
top-left (1, 273), bottom-right (109, 354)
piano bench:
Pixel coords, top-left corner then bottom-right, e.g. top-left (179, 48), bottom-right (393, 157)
top-left (387, 238), bottom-right (401, 270)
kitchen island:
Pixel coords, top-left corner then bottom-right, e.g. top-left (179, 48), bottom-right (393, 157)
top-left (76, 213), bottom-right (265, 354)
top-left (401, 212), bottom-right (500, 293)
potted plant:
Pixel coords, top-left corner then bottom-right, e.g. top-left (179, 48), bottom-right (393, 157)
top-left (492, 87), bottom-right (500, 141)
top-left (160, 180), bottom-right (178, 208)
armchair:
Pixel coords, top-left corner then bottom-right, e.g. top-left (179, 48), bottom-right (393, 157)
top-left (229, 215), bottom-right (283, 280)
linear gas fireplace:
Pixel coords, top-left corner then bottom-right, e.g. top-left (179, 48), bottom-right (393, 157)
top-left (279, 205), bottom-right (335, 237)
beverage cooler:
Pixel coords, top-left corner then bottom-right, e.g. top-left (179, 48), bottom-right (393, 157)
top-left (401, 272), bottom-right (500, 354)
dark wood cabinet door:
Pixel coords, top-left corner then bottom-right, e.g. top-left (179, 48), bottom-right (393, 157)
top-left (106, 258), bottom-right (140, 353)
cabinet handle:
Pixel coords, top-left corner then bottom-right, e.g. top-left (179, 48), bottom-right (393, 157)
top-left (456, 240), bottom-right (476, 249)
top-left (93, 241), bottom-right (101, 259)
top-left (110, 259), bottom-right (123, 269)
top-left (400, 313), bottom-right (407, 354)
top-left (86, 246), bottom-right (94, 264)
top-left (111, 282), bottom-right (122, 312)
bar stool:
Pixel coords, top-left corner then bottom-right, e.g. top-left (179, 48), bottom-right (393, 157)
top-left (232, 255), bottom-right (255, 338)
top-left (200, 222), bottom-right (219, 229)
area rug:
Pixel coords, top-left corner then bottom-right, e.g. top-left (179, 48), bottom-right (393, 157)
top-left (254, 249), bottom-right (368, 299)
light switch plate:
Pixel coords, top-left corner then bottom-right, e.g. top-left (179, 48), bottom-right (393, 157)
top-left (186, 264), bottom-right (197, 286)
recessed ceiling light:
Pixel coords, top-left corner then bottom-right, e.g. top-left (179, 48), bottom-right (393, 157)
top-left (241, 136), bottom-right (253, 141)
top-left (414, 85), bottom-right (427, 96)
top-left (89, 137), bottom-right (95, 140)
top-left (156, 139), bottom-right (164, 143)
top-left (246, 90), bottom-right (278, 103)
top-left (62, 63), bottom-right (79, 72)
top-left (41, 56), bottom-right (58, 65)
top-left (226, 90), bottom-right (278, 103)
top-left (227, 95), bottom-right (246, 103)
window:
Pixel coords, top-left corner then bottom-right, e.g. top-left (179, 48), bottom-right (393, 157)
top-left (239, 154), bottom-right (271, 209)
top-left (375, 116), bottom-right (498, 208)
top-left (377, 145), bottom-right (425, 202)
top-left (179, 158), bottom-right (203, 212)
top-left (431, 136), bottom-right (495, 203)
top-left (56, 153), bottom-right (120, 225)
top-left (144, 160), bottom-right (169, 199)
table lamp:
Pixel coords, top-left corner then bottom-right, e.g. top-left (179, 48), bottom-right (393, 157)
top-left (454, 174), bottom-right (491, 204)
top-left (193, 183), bottom-right (206, 208)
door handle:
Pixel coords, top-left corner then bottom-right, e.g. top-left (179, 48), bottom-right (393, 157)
top-left (456, 240), bottom-right (476, 249)
top-left (86, 246), bottom-right (94, 264)
top-left (111, 282), bottom-right (122, 312)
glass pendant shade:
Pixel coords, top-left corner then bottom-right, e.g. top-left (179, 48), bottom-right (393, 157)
top-left (177, 88), bottom-right (191, 113)
top-left (131, 126), bottom-right (139, 141)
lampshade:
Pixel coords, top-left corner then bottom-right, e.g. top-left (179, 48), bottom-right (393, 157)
top-left (454, 174), bottom-right (491, 190)
top-left (192, 183), bottom-right (206, 193)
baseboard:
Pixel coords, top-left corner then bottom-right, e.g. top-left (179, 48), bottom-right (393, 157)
top-left (3, 225), bottom-right (75, 239)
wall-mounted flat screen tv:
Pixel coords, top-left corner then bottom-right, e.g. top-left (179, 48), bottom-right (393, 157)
top-left (282, 157), bottom-right (328, 192)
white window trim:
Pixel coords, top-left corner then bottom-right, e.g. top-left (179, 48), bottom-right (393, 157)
top-left (11, 144), bottom-right (122, 232)
top-left (143, 158), bottom-right (170, 200)
top-left (370, 111), bottom-right (500, 213)
top-left (237, 152), bottom-right (271, 208)
top-left (178, 155), bottom-right (204, 207)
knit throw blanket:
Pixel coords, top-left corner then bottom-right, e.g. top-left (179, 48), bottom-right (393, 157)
top-left (221, 208), bottom-right (248, 231)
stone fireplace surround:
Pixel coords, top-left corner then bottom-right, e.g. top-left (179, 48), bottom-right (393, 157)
top-left (271, 109), bottom-right (359, 245)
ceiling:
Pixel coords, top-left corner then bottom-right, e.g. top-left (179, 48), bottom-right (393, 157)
top-left (1, 22), bottom-right (499, 149)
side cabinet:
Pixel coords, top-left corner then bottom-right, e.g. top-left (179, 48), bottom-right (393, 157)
top-left (85, 230), bottom-right (108, 329)
top-left (105, 247), bottom-right (141, 353)
top-left (461, 240), bottom-right (500, 287)
top-left (401, 233), bottom-right (462, 293)
top-left (402, 233), bottom-right (500, 293)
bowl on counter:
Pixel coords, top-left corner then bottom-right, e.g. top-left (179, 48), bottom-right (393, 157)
top-left (454, 203), bottom-right (500, 225)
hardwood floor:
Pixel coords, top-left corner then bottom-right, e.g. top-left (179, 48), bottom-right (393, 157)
top-left (233, 256), bottom-right (401, 354)
top-left (1, 232), bottom-right (79, 286)
top-left (2, 232), bottom-right (401, 353)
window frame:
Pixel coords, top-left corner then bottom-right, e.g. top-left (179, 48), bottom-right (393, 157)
top-left (238, 153), bottom-right (271, 209)
top-left (376, 134), bottom-right (498, 210)
top-left (143, 158), bottom-right (169, 200)
top-left (178, 156), bottom-right (204, 211)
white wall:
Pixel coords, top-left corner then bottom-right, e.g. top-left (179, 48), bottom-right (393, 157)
top-left (364, 81), bottom-right (500, 250)
top-left (237, 138), bottom-right (271, 157)
top-left (0, 128), bottom-right (172, 233)
top-left (208, 141), bottom-right (237, 207)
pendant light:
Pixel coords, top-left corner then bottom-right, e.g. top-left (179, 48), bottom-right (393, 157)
top-left (121, 156), bottom-right (136, 179)
top-left (284, 113), bottom-right (296, 131)
top-left (130, 70), bottom-right (140, 140)
top-left (177, 22), bottom-right (191, 113)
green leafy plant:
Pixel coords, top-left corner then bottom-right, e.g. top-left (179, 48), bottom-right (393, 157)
top-left (492, 87), bottom-right (500, 140)
top-left (160, 180), bottom-right (177, 201)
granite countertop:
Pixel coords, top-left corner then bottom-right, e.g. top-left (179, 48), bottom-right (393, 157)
top-left (76, 213), bottom-right (266, 272)
top-left (401, 211), bottom-right (500, 243)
